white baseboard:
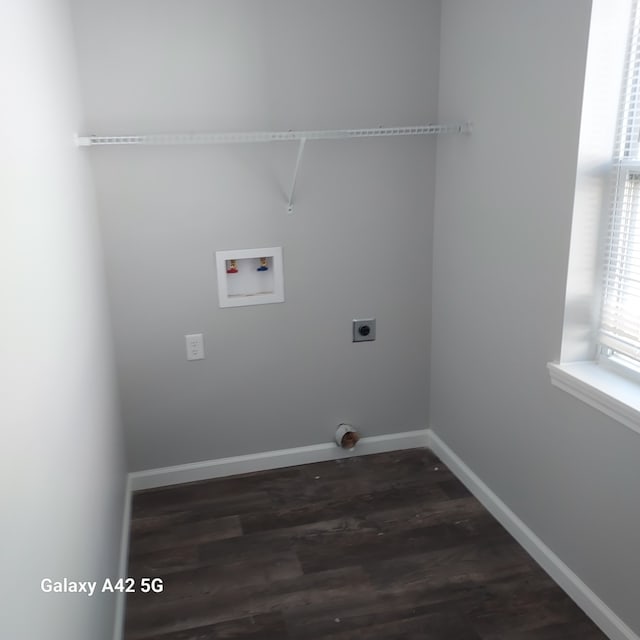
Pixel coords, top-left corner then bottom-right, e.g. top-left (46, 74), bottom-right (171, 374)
top-left (427, 428), bottom-right (639, 640)
top-left (112, 429), bottom-right (428, 639)
top-left (128, 428), bottom-right (429, 491)
top-left (112, 475), bottom-right (132, 640)
top-left (113, 427), bottom-right (637, 640)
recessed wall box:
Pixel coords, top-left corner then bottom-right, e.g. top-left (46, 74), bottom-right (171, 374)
top-left (215, 247), bottom-right (284, 308)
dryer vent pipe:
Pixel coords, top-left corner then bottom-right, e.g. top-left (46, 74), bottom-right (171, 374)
top-left (335, 423), bottom-right (360, 449)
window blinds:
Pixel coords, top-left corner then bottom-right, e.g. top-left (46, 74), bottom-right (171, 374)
top-left (600, 0), bottom-right (640, 364)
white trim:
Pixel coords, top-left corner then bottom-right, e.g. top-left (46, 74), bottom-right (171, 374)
top-left (128, 429), bottom-right (430, 491)
top-left (427, 428), bottom-right (639, 640)
top-left (547, 361), bottom-right (640, 435)
top-left (112, 476), bottom-right (132, 640)
top-left (113, 429), bottom-right (429, 637)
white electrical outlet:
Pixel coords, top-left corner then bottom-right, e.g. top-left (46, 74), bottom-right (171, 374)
top-left (185, 333), bottom-right (205, 360)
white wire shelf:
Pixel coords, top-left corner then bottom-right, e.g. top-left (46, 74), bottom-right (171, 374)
top-left (76, 122), bottom-right (471, 212)
top-left (75, 123), bottom-right (471, 147)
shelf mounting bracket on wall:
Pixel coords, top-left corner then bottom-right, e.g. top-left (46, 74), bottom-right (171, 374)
top-left (287, 137), bottom-right (306, 214)
top-left (76, 122), bottom-right (472, 213)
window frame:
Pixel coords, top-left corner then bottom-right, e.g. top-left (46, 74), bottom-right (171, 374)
top-left (550, 0), bottom-right (640, 435)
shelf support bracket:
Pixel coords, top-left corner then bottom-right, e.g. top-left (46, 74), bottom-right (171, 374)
top-left (287, 137), bottom-right (307, 214)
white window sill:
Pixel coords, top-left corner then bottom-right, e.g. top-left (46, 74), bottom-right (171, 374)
top-left (547, 361), bottom-right (640, 435)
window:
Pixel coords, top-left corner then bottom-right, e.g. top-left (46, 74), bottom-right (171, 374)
top-left (599, 0), bottom-right (640, 374)
top-left (548, 0), bottom-right (640, 434)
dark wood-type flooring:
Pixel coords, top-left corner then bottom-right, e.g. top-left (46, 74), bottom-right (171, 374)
top-left (124, 448), bottom-right (607, 639)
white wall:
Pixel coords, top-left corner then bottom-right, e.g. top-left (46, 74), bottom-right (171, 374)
top-left (70, 0), bottom-right (441, 471)
top-left (0, 2), bottom-right (126, 639)
top-left (433, 0), bottom-right (640, 635)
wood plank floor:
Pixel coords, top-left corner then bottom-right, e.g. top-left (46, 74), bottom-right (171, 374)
top-left (124, 448), bottom-right (607, 640)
